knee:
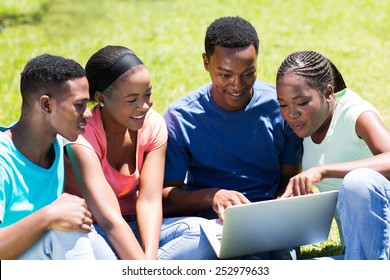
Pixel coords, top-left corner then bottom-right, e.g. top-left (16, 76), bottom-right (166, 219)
top-left (163, 216), bottom-right (205, 238)
top-left (340, 168), bottom-right (389, 205)
top-left (178, 217), bottom-right (205, 234)
top-left (341, 168), bottom-right (381, 195)
top-left (342, 168), bottom-right (375, 188)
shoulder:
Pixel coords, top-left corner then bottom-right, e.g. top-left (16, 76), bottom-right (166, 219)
top-left (83, 105), bottom-right (105, 142)
top-left (85, 105), bottom-right (102, 130)
top-left (338, 89), bottom-right (370, 106)
top-left (165, 83), bottom-right (210, 114)
top-left (139, 108), bottom-right (167, 149)
top-left (249, 80), bottom-right (281, 113)
top-left (338, 89), bottom-right (378, 115)
top-left (253, 80), bottom-right (276, 92)
top-left (0, 133), bottom-right (22, 175)
top-left (0, 132), bottom-right (14, 160)
top-left (143, 108), bottom-right (167, 136)
top-left (145, 108), bottom-right (166, 127)
top-left (252, 80), bottom-right (278, 103)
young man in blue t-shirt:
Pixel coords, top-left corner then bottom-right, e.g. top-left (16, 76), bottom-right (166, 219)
top-left (162, 16), bottom-right (302, 260)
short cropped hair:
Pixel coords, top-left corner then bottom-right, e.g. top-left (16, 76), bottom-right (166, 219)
top-left (204, 16), bottom-right (259, 58)
top-left (20, 54), bottom-right (85, 109)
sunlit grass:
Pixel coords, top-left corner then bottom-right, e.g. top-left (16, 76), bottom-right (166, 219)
top-left (0, 0), bottom-right (388, 259)
top-left (1, 0), bottom-right (389, 123)
top-left (300, 188), bottom-right (342, 259)
top-left (301, 219), bottom-right (342, 259)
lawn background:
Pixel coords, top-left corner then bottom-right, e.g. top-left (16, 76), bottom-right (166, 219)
top-left (1, 0), bottom-right (389, 259)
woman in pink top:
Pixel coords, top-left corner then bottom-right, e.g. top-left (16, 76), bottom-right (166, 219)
top-left (65, 45), bottom-right (216, 260)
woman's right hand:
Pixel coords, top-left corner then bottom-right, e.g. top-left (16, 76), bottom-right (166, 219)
top-left (280, 166), bottom-right (324, 198)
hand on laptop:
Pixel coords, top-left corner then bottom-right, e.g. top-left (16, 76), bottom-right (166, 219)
top-left (280, 166), bottom-right (325, 198)
top-left (212, 189), bottom-right (250, 223)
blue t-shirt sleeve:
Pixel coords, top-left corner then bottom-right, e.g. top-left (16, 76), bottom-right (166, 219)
top-left (281, 122), bottom-right (303, 165)
top-left (164, 108), bottom-right (191, 182)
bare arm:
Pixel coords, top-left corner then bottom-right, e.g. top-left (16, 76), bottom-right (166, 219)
top-left (0, 193), bottom-right (92, 259)
top-left (281, 111), bottom-right (390, 197)
top-left (136, 143), bottom-right (166, 260)
top-left (66, 142), bottom-right (147, 260)
top-left (276, 163), bottom-right (301, 197)
top-left (163, 183), bottom-right (249, 222)
top-left (162, 183), bottom-right (217, 216)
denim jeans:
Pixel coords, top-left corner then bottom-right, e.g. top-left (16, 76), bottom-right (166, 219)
top-left (18, 227), bottom-right (117, 260)
top-left (94, 216), bottom-right (218, 260)
top-left (339, 168), bottom-right (390, 260)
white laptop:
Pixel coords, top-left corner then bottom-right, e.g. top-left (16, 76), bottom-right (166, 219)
top-left (200, 190), bottom-right (339, 259)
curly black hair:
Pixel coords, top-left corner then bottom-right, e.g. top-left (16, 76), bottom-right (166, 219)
top-left (204, 16), bottom-right (259, 58)
top-left (20, 54), bottom-right (85, 109)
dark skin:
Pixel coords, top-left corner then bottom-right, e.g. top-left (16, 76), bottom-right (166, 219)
top-left (277, 72), bottom-right (390, 197)
top-left (66, 66), bottom-right (163, 260)
top-left (162, 45), bottom-right (301, 222)
top-left (0, 78), bottom-right (92, 259)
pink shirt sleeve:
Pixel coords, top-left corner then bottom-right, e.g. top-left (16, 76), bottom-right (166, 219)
top-left (141, 108), bottom-right (168, 152)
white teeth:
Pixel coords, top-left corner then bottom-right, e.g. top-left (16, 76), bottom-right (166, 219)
top-left (131, 115), bottom-right (145, 119)
top-left (78, 121), bottom-right (86, 129)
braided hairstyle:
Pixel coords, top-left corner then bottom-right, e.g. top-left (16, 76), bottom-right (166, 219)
top-left (276, 51), bottom-right (347, 95)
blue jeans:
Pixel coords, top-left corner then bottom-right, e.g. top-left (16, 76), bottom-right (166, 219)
top-left (339, 168), bottom-right (390, 260)
top-left (94, 216), bottom-right (217, 260)
top-left (18, 227), bottom-right (116, 260)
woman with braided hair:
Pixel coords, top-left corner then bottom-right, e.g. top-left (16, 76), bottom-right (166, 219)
top-left (276, 50), bottom-right (390, 259)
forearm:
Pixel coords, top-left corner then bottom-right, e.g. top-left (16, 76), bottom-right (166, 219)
top-left (162, 186), bottom-right (218, 217)
top-left (319, 154), bottom-right (390, 180)
top-left (103, 219), bottom-right (147, 260)
top-left (136, 202), bottom-right (162, 260)
top-left (0, 208), bottom-right (50, 259)
top-left (277, 163), bottom-right (301, 197)
top-left (90, 200), bottom-right (147, 260)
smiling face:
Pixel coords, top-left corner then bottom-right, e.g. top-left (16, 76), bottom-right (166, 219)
top-left (97, 66), bottom-right (153, 132)
top-left (50, 77), bottom-right (92, 141)
top-left (276, 72), bottom-right (335, 141)
top-left (203, 45), bottom-right (257, 111)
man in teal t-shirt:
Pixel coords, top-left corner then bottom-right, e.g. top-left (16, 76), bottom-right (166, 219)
top-left (0, 54), bottom-right (115, 259)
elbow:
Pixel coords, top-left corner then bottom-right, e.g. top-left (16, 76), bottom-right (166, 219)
top-left (94, 214), bottom-right (124, 235)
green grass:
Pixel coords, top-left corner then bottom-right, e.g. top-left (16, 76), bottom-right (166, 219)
top-left (301, 219), bottom-right (342, 259)
top-left (300, 187), bottom-right (342, 259)
top-left (1, 0), bottom-right (389, 259)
